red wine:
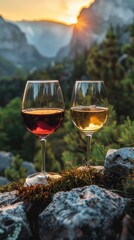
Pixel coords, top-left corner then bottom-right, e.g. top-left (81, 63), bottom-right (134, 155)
top-left (21, 108), bottom-right (64, 138)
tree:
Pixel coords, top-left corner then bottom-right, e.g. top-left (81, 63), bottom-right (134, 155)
top-left (86, 25), bottom-right (134, 121)
top-left (87, 25), bottom-right (125, 88)
top-left (72, 49), bottom-right (89, 80)
top-left (0, 78), bottom-right (25, 107)
top-left (123, 22), bottom-right (134, 78)
top-left (0, 97), bottom-right (36, 161)
top-left (0, 98), bottom-right (24, 152)
top-left (5, 154), bottom-right (27, 181)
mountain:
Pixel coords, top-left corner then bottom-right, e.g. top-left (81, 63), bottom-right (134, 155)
top-left (0, 16), bottom-right (49, 71)
top-left (14, 20), bottom-right (73, 58)
top-left (57, 0), bottom-right (134, 60)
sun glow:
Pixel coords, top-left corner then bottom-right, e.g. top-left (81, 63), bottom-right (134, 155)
top-left (74, 16), bottom-right (90, 32)
top-left (66, 16), bottom-right (78, 25)
top-left (74, 1), bottom-right (96, 30)
top-left (0, 0), bottom-right (95, 25)
top-left (72, 17), bottom-right (78, 25)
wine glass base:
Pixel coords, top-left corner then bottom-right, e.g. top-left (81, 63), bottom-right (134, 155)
top-left (25, 172), bottom-right (61, 186)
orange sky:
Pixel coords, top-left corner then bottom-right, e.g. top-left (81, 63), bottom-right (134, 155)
top-left (0, 0), bottom-right (94, 24)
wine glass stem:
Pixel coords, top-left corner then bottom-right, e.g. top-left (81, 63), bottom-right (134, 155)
top-left (87, 135), bottom-right (92, 167)
top-left (40, 138), bottom-right (47, 173)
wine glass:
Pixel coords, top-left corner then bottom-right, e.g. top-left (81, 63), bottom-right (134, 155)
top-left (21, 80), bottom-right (65, 185)
top-left (70, 80), bottom-right (108, 166)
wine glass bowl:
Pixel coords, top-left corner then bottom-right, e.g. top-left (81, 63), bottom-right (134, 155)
top-left (70, 80), bottom-right (108, 166)
top-left (21, 80), bottom-right (65, 185)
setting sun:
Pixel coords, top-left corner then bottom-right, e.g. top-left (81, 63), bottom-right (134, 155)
top-left (62, 16), bottom-right (78, 25)
top-left (0, 0), bottom-right (94, 25)
top-left (70, 17), bottom-right (78, 25)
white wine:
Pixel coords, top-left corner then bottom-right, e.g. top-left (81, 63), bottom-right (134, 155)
top-left (70, 106), bottom-right (108, 135)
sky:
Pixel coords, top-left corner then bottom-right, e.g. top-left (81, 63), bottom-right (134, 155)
top-left (0, 0), bottom-right (94, 24)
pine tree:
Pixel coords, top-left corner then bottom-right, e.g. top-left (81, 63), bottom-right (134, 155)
top-left (87, 25), bottom-right (125, 88)
top-left (86, 25), bottom-right (133, 121)
top-left (123, 22), bottom-right (134, 77)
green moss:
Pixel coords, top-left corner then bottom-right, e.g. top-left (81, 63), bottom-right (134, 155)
top-left (0, 167), bottom-right (133, 206)
top-left (17, 167), bottom-right (104, 205)
top-left (0, 179), bottom-right (25, 193)
top-left (0, 167), bottom-right (103, 204)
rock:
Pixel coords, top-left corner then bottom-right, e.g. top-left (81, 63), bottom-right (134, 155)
top-left (0, 191), bottom-right (18, 207)
top-left (0, 177), bottom-right (10, 186)
top-left (120, 214), bottom-right (134, 240)
top-left (39, 185), bottom-right (128, 240)
top-left (0, 151), bottom-right (13, 172)
top-left (105, 149), bottom-right (117, 157)
top-left (22, 161), bottom-right (35, 176)
top-left (0, 202), bottom-right (32, 240)
top-left (104, 147), bottom-right (134, 178)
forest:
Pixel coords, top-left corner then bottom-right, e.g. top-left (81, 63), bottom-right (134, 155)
top-left (0, 24), bottom-right (134, 181)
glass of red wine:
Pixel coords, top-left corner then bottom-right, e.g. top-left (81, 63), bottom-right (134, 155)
top-left (21, 80), bottom-right (65, 185)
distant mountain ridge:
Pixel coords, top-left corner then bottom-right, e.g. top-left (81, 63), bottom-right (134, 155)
top-left (57, 0), bottom-right (134, 60)
top-left (14, 20), bottom-right (73, 58)
top-left (1, 0), bottom-right (133, 72)
top-left (0, 16), bottom-right (49, 71)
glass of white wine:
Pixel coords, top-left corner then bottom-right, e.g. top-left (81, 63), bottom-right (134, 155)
top-left (70, 80), bottom-right (108, 166)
